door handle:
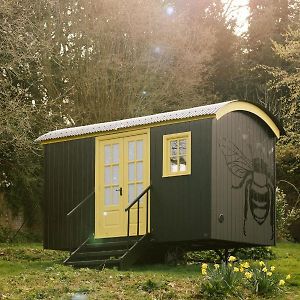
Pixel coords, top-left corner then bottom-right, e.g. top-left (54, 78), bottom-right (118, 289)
top-left (115, 187), bottom-right (122, 196)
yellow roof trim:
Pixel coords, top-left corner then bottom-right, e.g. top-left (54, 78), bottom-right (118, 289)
top-left (216, 101), bottom-right (280, 138)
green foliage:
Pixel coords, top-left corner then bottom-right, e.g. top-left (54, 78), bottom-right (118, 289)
top-left (0, 226), bottom-right (41, 243)
top-left (187, 246), bottom-right (275, 263)
top-left (276, 187), bottom-right (300, 240)
top-left (200, 262), bottom-right (243, 299)
top-left (200, 259), bottom-right (292, 299)
top-left (245, 262), bottom-right (285, 296)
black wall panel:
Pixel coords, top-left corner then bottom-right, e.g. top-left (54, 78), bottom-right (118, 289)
top-left (211, 112), bottom-right (276, 246)
top-left (150, 119), bottom-right (212, 243)
top-left (44, 138), bottom-right (95, 250)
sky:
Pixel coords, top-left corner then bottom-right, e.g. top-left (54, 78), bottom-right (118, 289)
top-left (222, 0), bottom-right (250, 34)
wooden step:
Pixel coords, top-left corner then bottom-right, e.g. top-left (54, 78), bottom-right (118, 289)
top-left (84, 240), bottom-right (134, 251)
top-left (65, 258), bottom-right (121, 268)
top-left (73, 249), bottom-right (126, 260)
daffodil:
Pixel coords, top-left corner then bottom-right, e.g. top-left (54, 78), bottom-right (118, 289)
top-left (286, 274), bottom-right (291, 280)
top-left (202, 269), bottom-right (207, 275)
top-left (214, 264), bottom-right (219, 269)
top-left (259, 261), bottom-right (265, 267)
top-left (279, 279), bottom-right (285, 286)
top-left (233, 267), bottom-right (239, 272)
top-left (270, 266), bottom-right (275, 271)
top-left (241, 262), bottom-right (250, 268)
top-left (245, 271), bottom-right (253, 279)
top-left (262, 267), bottom-right (268, 273)
top-left (202, 263), bottom-right (208, 269)
top-left (240, 267), bottom-right (244, 273)
top-left (267, 272), bottom-right (272, 276)
top-left (228, 256), bottom-right (236, 262)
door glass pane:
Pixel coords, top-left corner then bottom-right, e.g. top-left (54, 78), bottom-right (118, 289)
top-left (128, 183), bottom-right (135, 204)
top-left (136, 161), bottom-right (143, 181)
top-left (170, 140), bottom-right (178, 156)
top-left (170, 157), bottom-right (178, 172)
top-left (137, 183), bottom-right (144, 203)
top-left (179, 156), bottom-right (187, 171)
top-left (104, 166), bottom-right (111, 185)
top-left (136, 140), bottom-right (143, 160)
top-left (128, 162), bottom-right (135, 181)
top-left (112, 165), bottom-right (119, 184)
top-left (137, 183), bottom-right (143, 195)
top-left (112, 144), bottom-right (119, 163)
top-left (104, 187), bottom-right (111, 205)
top-left (128, 141), bottom-right (135, 161)
top-left (179, 139), bottom-right (186, 155)
top-left (112, 187), bottom-right (119, 205)
top-left (104, 145), bottom-right (111, 164)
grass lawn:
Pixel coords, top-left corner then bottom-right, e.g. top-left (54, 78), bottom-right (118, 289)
top-left (0, 242), bottom-right (299, 299)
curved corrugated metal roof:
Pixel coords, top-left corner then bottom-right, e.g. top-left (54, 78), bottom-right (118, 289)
top-left (36, 100), bottom-right (284, 142)
top-left (36, 101), bottom-right (231, 142)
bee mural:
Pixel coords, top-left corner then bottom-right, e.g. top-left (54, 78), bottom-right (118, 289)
top-left (219, 137), bottom-right (275, 240)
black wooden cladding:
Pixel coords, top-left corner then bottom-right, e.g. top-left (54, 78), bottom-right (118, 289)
top-left (150, 119), bottom-right (212, 243)
top-left (211, 111), bottom-right (276, 246)
top-left (44, 138), bottom-right (95, 250)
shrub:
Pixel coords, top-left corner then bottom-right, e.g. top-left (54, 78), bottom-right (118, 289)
top-left (276, 187), bottom-right (300, 240)
top-left (199, 258), bottom-right (291, 299)
top-left (200, 258), bottom-right (243, 299)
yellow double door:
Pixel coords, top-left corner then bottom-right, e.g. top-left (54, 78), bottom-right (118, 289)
top-left (95, 130), bottom-right (149, 238)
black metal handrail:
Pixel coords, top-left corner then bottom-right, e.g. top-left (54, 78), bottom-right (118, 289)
top-left (67, 190), bottom-right (95, 217)
top-left (125, 185), bottom-right (151, 238)
top-left (66, 190), bottom-right (95, 254)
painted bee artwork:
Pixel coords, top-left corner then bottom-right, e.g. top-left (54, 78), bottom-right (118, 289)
top-left (219, 137), bottom-right (275, 240)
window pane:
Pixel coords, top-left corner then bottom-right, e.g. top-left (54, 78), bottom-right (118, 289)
top-left (170, 140), bottom-right (178, 156)
top-left (104, 187), bottom-right (111, 205)
top-left (179, 156), bottom-right (187, 171)
top-left (112, 144), bottom-right (119, 163)
top-left (179, 139), bottom-right (186, 155)
top-left (136, 140), bottom-right (143, 160)
top-left (137, 183), bottom-right (144, 203)
top-left (104, 166), bottom-right (111, 185)
top-left (112, 165), bottom-right (119, 184)
top-left (128, 183), bottom-right (135, 204)
top-left (112, 188), bottom-right (119, 205)
top-left (128, 162), bottom-right (135, 181)
top-left (104, 145), bottom-right (111, 164)
top-left (136, 161), bottom-right (143, 181)
top-left (128, 141), bottom-right (135, 161)
top-left (170, 157), bottom-right (178, 173)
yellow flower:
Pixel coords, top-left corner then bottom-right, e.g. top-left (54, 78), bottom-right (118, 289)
top-left (279, 279), bottom-right (285, 286)
top-left (202, 269), bottom-right (207, 275)
top-left (267, 272), bottom-right (272, 277)
top-left (241, 262), bottom-right (250, 269)
top-left (286, 274), bottom-right (291, 280)
top-left (202, 263), bottom-right (208, 269)
top-left (262, 267), bottom-right (268, 273)
top-left (245, 272), bottom-right (253, 279)
top-left (233, 267), bottom-right (239, 272)
top-left (270, 266), bottom-right (275, 271)
top-left (228, 263), bottom-right (232, 267)
top-left (259, 261), bottom-right (265, 267)
top-left (240, 267), bottom-right (244, 273)
top-left (228, 256), bottom-right (236, 262)
top-left (214, 264), bottom-right (220, 269)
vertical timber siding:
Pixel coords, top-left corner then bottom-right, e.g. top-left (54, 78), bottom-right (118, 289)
top-left (211, 111), bottom-right (276, 246)
top-left (150, 119), bottom-right (212, 243)
top-left (44, 138), bottom-right (95, 250)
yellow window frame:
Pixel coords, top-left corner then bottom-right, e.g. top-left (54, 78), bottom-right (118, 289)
top-left (162, 131), bottom-right (191, 177)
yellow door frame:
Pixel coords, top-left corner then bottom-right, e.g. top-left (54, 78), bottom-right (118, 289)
top-left (95, 128), bottom-right (150, 238)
